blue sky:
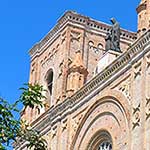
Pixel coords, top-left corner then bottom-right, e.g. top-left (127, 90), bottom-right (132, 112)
top-left (0, 0), bottom-right (141, 108)
top-left (0, 0), bottom-right (140, 109)
top-left (0, 0), bottom-right (140, 149)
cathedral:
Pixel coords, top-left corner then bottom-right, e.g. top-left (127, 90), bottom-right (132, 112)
top-left (15, 0), bottom-right (150, 149)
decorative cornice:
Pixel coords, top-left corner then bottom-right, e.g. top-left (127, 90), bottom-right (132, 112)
top-left (29, 11), bottom-right (137, 58)
top-left (136, 2), bottom-right (147, 14)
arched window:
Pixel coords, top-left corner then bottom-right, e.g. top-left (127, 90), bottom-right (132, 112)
top-left (87, 131), bottom-right (112, 150)
top-left (98, 141), bottom-right (112, 150)
top-left (97, 131), bottom-right (112, 150)
top-left (46, 69), bottom-right (53, 96)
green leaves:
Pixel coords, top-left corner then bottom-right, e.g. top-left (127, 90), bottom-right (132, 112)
top-left (21, 127), bottom-right (47, 150)
top-left (15, 121), bottom-right (47, 150)
top-left (0, 83), bottom-right (48, 150)
top-left (19, 83), bottom-right (46, 109)
top-left (0, 98), bottom-right (20, 149)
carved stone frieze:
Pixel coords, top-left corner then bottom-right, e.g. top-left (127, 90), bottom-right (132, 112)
top-left (132, 104), bottom-right (140, 130)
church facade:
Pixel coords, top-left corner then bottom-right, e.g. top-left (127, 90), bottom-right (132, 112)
top-left (15, 0), bottom-right (150, 149)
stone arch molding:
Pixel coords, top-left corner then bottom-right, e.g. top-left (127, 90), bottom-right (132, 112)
top-left (71, 90), bottom-right (130, 150)
top-left (87, 130), bottom-right (112, 150)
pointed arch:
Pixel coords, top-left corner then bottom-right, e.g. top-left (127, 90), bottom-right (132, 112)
top-left (70, 90), bottom-right (130, 150)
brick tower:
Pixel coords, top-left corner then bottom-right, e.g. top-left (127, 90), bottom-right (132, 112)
top-left (14, 3), bottom-right (150, 149)
top-left (137, 0), bottom-right (150, 35)
top-left (20, 11), bottom-right (135, 124)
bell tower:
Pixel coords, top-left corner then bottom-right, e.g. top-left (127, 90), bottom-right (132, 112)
top-left (137, 0), bottom-right (150, 35)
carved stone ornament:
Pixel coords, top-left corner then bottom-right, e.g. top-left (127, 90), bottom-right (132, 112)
top-left (62, 120), bottom-right (67, 131)
top-left (146, 55), bottom-right (150, 68)
top-left (70, 31), bottom-right (81, 41)
top-left (134, 62), bottom-right (142, 78)
top-left (70, 31), bottom-right (81, 54)
top-left (58, 60), bottom-right (64, 77)
top-left (61, 31), bottom-right (66, 44)
top-left (132, 104), bottom-right (140, 130)
top-left (118, 80), bottom-right (131, 100)
top-left (58, 58), bottom-right (72, 78)
top-left (146, 97), bottom-right (150, 120)
top-left (51, 127), bottom-right (57, 138)
top-left (72, 113), bottom-right (83, 138)
top-left (112, 75), bottom-right (131, 101)
top-left (42, 53), bottom-right (56, 69)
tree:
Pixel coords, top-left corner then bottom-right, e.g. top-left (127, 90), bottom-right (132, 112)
top-left (0, 83), bottom-right (47, 150)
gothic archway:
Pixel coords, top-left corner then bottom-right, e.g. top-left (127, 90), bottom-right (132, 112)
top-left (70, 90), bottom-right (130, 150)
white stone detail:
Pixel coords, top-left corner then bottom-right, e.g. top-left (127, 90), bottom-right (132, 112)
top-left (94, 50), bottom-right (121, 75)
